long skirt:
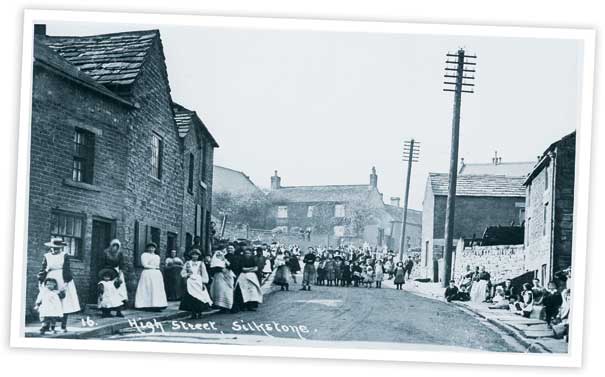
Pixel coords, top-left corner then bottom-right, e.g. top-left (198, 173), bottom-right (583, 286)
top-left (116, 269), bottom-right (128, 302)
top-left (302, 264), bottom-right (317, 285)
top-left (273, 265), bottom-right (292, 286)
top-left (235, 272), bottom-right (263, 304)
top-left (470, 280), bottom-right (489, 303)
top-left (393, 269), bottom-right (406, 285)
top-left (325, 268), bottom-right (336, 281)
top-left (209, 271), bottom-right (234, 309)
top-left (180, 276), bottom-right (212, 313)
top-left (46, 269), bottom-right (80, 314)
top-left (135, 269), bottom-right (167, 308)
top-left (163, 266), bottom-right (184, 301)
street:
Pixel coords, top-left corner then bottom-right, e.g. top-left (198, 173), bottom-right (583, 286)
top-left (108, 279), bottom-right (524, 353)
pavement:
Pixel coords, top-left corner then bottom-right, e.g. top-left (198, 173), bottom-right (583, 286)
top-left (385, 277), bottom-right (569, 353)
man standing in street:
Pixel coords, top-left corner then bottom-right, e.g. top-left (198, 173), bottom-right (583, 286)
top-left (301, 247), bottom-right (317, 291)
top-left (404, 255), bottom-right (414, 280)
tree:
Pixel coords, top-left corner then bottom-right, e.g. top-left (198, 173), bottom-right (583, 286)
top-left (212, 191), bottom-right (271, 229)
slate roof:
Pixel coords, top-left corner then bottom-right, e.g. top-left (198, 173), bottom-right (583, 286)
top-left (428, 173), bottom-right (526, 198)
top-left (459, 161), bottom-right (535, 177)
top-left (43, 30), bottom-right (159, 87)
top-left (172, 103), bottom-right (219, 147)
top-left (213, 165), bottom-right (264, 196)
top-left (384, 205), bottom-right (422, 226)
top-left (33, 38), bottom-right (133, 106)
top-left (268, 184), bottom-right (374, 203)
top-left (524, 131), bottom-right (576, 185)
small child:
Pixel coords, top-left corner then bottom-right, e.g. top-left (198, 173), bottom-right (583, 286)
top-left (34, 278), bottom-right (64, 334)
top-left (364, 266), bottom-right (374, 288)
top-left (393, 262), bottom-right (406, 290)
top-left (97, 268), bottom-right (124, 318)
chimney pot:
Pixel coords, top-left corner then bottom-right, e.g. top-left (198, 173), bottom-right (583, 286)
top-left (270, 170), bottom-right (281, 190)
top-left (34, 24), bottom-right (46, 36)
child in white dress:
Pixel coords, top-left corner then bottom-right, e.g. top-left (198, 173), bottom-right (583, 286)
top-left (34, 278), bottom-right (64, 334)
top-left (97, 268), bottom-right (125, 318)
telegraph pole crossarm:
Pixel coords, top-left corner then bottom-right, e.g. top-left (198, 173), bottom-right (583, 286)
top-left (440, 48), bottom-right (476, 287)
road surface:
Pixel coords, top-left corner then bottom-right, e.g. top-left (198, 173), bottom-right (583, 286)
top-left (109, 280), bottom-right (524, 352)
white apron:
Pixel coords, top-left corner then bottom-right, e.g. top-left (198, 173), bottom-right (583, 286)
top-left (43, 252), bottom-right (81, 314)
top-left (183, 261), bottom-right (213, 305)
top-left (98, 280), bottom-right (124, 309)
top-left (35, 287), bottom-right (63, 320)
top-left (235, 272), bottom-right (263, 304)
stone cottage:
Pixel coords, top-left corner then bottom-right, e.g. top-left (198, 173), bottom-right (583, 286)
top-left (26, 25), bottom-right (218, 316)
top-left (421, 173), bottom-right (526, 280)
top-left (523, 131), bottom-right (576, 285)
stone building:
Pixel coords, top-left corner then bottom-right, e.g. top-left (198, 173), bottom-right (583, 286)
top-left (26, 25), bottom-right (217, 316)
top-left (421, 173), bottom-right (526, 280)
top-left (266, 168), bottom-right (421, 250)
top-left (523, 131), bottom-right (576, 285)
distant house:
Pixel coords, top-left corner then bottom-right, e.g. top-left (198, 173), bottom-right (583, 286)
top-left (27, 25), bottom-right (218, 315)
top-left (523, 131), bottom-right (576, 286)
top-left (384, 200), bottom-right (422, 254)
top-left (459, 154), bottom-right (535, 177)
top-left (421, 173), bottom-right (526, 280)
top-left (213, 165), bottom-right (264, 196)
top-left (267, 167), bottom-right (421, 251)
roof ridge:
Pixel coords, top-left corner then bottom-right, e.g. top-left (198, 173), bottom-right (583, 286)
top-left (278, 184), bottom-right (370, 189)
top-left (45, 29), bottom-right (159, 39)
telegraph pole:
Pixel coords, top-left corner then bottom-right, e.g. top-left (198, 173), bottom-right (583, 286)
top-left (441, 49), bottom-right (476, 287)
top-left (399, 139), bottom-right (420, 262)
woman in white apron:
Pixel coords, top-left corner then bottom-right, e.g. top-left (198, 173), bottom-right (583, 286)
top-left (100, 239), bottom-right (128, 305)
top-left (180, 249), bottom-right (213, 319)
top-left (233, 249), bottom-right (263, 312)
top-left (134, 242), bottom-right (167, 310)
top-left (37, 237), bottom-right (81, 332)
top-left (208, 249), bottom-right (234, 313)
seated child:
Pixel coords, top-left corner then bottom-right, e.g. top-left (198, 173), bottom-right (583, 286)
top-left (488, 286), bottom-right (510, 309)
top-left (97, 268), bottom-right (125, 318)
top-left (34, 278), bottom-right (64, 335)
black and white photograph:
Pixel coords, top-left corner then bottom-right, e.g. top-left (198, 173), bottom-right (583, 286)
top-left (9, 9), bottom-right (595, 367)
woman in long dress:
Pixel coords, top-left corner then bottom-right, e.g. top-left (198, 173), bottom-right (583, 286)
top-left (209, 249), bottom-right (235, 313)
top-left (272, 251), bottom-right (291, 291)
top-left (470, 266), bottom-right (490, 303)
top-left (37, 237), bottom-right (81, 332)
top-left (100, 239), bottom-right (128, 305)
top-left (163, 249), bottom-right (184, 301)
top-left (179, 249), bottom-right (213, 319)
top-left (134, 243), bottom-right (167, 310)
top-left (233, 249), bottom-right (263, 312)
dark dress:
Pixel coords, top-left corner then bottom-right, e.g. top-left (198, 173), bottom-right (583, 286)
top-left (232, 255), bottom-right (260, 312)
top-left (163, 257), bottom-right (184, 301)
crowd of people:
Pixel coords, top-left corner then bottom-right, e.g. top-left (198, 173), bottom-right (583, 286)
top-left (444, 265), bottom-right (572, 341)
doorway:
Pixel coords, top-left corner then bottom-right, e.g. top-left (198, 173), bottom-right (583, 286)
top-left (89, 218), bottom-right (115, 303)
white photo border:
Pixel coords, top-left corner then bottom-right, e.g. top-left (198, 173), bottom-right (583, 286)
top-left (10, 8), bottom-right (596, 368)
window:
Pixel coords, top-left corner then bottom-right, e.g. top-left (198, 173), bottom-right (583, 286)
top-left (201, 142), bottom-right (207, 183)
top-left (167, 232), bottom-right (177, 254)
top-left (277, 206), bottom-right (288, 219)
top-left (543, 203), bottom-right (549, 236)
top-left (149, 226), bottom-right (161, 250)
top-left (51, 211), bottom-right (84, 258)
top-left (307, 205), bottom-right (314, 218)
top-left (519, 208), bottom-right (526, 227)
top-left (541, 264), bottom-right (548, 286)
top-left (334, 204), bottom-right (345, 218)
top-left (72, 129), bottom-right (95, 183)
top-left (185, 233), bottom-right (193, 252)
top-left (526, 218), bottom-right (531, 246)
top-left (187, 153), bottom-right (194, 193)
top-left (333, 225), bottom-right (345, 237)
top-left (151, 133), bottom-right (163, 179)
top-left (425, 241), bottom-right (429, 266)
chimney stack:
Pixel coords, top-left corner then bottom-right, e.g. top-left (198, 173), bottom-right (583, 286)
top-left (390, 197), bottom-right (401, 207)
top-left (369, 166), bottom-right (378, 188)
top-left (270, 170), bottom-right (281, 190)
top-left (34, 24), bottom-right (46, 36)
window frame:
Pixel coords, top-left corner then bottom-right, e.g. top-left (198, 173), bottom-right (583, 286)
top-left (334, 204), bottom-right (345, 218)
top-left (72, 128), bottom-right (95, 184)
top-left (187, 152), bottom-right (194, 194)
top-left (151, 132), bottom-right (163, 180)
top-left (50, 210), bottom-right (85, 259)
top-left (277, 205), bottom-right (288, 219)
top-left (307, 205), bottom-right (314, 218)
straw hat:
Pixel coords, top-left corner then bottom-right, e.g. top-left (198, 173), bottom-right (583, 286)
top-left (44, 237), bottom-right (67, 248)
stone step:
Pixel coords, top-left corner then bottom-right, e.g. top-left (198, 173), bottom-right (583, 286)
top-left (522, 329), bottom-right (555, 338)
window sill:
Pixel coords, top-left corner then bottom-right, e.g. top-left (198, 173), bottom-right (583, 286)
top-left (199, 180), bottom-right (207, 190)
top-left (62, 179), bottom-right (102, 192)
top-left (149, 175), bottom-right (162, 185)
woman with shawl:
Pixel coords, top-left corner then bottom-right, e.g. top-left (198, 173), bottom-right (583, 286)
top-left (272, 250), bottom-right (292, 291)
top-left (209, 249), bottom-right (235, 313)
top-left (163, 249), bottom-right (184, 301)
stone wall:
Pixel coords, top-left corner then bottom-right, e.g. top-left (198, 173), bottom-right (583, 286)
top-left (453, 240), bottom-right (526, 284)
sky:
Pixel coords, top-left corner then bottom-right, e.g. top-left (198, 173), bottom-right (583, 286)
top-left (46, 21), bottom-right (583, 210)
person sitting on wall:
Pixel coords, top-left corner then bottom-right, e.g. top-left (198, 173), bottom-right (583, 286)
top-left (444, 280), bottom-right (460, 302)
top-left (511, 283), bottom-right (534, 318)
top-left (502, 279), bottom-right (517, 301)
